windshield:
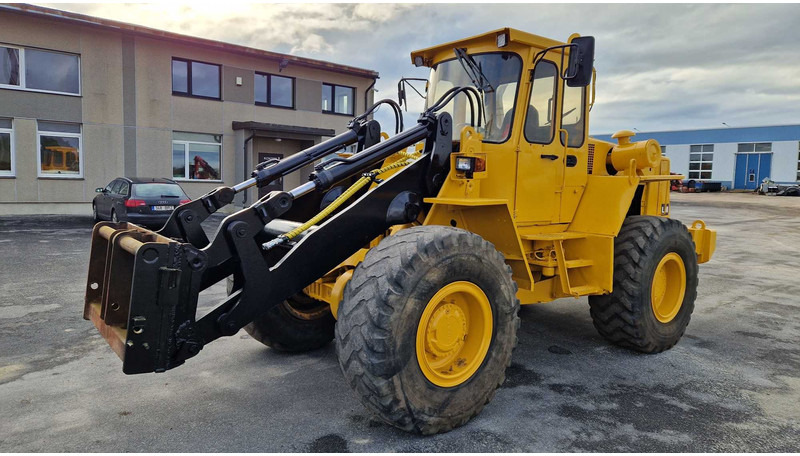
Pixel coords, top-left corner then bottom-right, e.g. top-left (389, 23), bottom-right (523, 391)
top-left (132, 183), bottom-right (187, 199)
top-left (426, 52), bottom-right (522, 143)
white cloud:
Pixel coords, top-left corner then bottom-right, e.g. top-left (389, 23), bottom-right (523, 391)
top-left (40, 3), bottom-right (800, 133)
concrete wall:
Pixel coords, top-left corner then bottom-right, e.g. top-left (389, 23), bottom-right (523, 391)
top-left (0, 13), bottom-right (125, 214)
top-left (129, 36), bottom-right (374, 202)
top-left (0, 11), bottom-right (377, 215)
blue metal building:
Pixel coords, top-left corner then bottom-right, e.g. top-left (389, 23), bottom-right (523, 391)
top-left (593, 125), bottom-right (800, 190)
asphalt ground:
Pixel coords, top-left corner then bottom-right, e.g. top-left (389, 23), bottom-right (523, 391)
top-left (1, 192), bottom-right (799, 452)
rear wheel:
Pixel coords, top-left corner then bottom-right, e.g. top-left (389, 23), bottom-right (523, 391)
top-left (588, 216), bottom-right (698, 353)
top-left (226, 277), bottom-right (335, 352)
top-left (110, 209), bottom-right (119, 223)
top-left (335, 226), bottom-right (519, 434)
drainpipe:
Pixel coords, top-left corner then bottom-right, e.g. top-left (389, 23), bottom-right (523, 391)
top-left (364, 77), bottom-right (377, 113)
top-left (243, 132), bottom-right (256, 205)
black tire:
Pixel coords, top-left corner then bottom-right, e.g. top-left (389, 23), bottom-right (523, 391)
top-left (110, 209), bottom-right (119, 223)
top-left (588, 216), bottom-right (698, 353)
top-left (335, 226), bottom-right (520, 434)
top-left (92, 204), bottom-right (100, 223)
top-left (226, 277), bottom-right (335, 353)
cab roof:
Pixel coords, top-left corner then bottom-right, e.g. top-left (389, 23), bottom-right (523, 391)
top-left (410, 27), bottom-right (567, 67)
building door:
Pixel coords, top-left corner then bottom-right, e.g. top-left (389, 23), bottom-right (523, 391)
top-left (734, 153), bottom-right (772, 190)
top-left (257, 153), bottom-right (283, 199)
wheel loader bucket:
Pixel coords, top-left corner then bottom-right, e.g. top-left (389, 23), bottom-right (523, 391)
top-left (84, 222), bottom-right (206, 374)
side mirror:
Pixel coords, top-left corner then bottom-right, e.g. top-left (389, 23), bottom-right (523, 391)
top-left (565, 36), bottom-right (595, 87)
top-left (95, 187), bottom-right (105, 193)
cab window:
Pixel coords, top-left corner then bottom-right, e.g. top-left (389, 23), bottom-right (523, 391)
top-left (524, 61), bottom-right (557, 144)
top-left (561, 82), bottom-right (586, 148)
top-left (426, 52), bottom-right (522, 143)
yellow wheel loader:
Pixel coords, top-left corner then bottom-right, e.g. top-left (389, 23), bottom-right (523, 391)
top-left (84, 28), bottom-right (716, 434)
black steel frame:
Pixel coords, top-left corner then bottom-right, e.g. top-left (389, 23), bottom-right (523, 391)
top-left (113, 112), bottom-right (453, 374)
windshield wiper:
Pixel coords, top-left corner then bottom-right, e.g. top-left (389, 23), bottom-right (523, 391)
top-left (454, 48), bottom-right (495, 94)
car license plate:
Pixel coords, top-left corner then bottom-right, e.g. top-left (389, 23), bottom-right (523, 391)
top-left (152, 205), bottom-right (175, 211)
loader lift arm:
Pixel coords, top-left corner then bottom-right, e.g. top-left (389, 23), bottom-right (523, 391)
top-left (154, 119), bottom-right (383, 247)
top-left (85, 109), bottom-right (453, 374)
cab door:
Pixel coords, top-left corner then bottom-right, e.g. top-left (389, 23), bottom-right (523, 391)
top-left (515, 60), bottom-right (563, 224)
top-left (558, 80), bottom-right (589, 223)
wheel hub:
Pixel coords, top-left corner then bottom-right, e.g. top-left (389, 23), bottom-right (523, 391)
top-left (651, 252), bottom-right (687, 323)
top-left (425, 303), bottom-right (466, 356)
top-left (416, 281), bottom-right (493, 388)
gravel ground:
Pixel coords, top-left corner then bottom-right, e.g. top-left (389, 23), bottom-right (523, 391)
top-left (0, 192), bottom-right (798, 452)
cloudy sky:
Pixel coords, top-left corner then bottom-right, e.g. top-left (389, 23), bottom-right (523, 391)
top-left (43, 3), bottom-right (800, 134)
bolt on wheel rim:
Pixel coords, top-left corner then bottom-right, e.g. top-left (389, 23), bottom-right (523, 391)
top-left (416, 281), bottom-right (493, 387)
top-left (651, 252), bottom-right (687, 323)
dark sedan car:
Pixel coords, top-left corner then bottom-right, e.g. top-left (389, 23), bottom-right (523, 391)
top-left (93, 177), bottom-right (190, 228)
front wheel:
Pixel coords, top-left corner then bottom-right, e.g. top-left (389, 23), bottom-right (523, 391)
top-left (588, 216), bottom-right (699, 353)
top-left (335, 226), bottom-right (520, 434)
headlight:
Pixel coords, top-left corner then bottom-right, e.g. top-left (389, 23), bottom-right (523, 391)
top-left (455, 157), bottom-right (475, 172)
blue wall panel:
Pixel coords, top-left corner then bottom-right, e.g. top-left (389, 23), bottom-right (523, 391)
top-left (593, 125), bottom-right (800, 145)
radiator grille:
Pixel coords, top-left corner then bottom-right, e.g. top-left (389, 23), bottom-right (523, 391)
top-left (587, 144), bottom-right (595, 174)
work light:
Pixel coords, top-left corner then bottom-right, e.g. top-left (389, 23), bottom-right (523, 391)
top-left (497, 32), bottom-right (508, 48)
top-left (455, 156), bottom-right (475, 172)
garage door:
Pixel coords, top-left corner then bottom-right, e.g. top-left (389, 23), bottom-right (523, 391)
top-left (734, 153), bottom-right (772, 190)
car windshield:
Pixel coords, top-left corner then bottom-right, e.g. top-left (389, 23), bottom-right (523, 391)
top-left (132, 183), bottom-right (187, 198)
top-left (426, 52), bottom-right (522, 143)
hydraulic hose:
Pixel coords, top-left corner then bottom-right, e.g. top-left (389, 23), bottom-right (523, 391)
top-left (262, 155), bottom-right (417, 251)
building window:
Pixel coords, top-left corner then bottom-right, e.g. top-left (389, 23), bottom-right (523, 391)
top-left (0, 118), bottom-right (13, 176)
top-left (255, 73), bottom-right (294, 108)
top-left (171, 58), bottom-right (221, 100)
top-left (737, 142), bottom-right (772, 153)
top-left (660, 145), bottom-right (666, 155)
top-left (688, 144), bottom-right (713, 180)
top-left (322, 83), bottom-right (355, 115)
top-left (172, 132), bottom-right (222, 180)
top-left (1, 44), bottom-right (80, 95)
top-left (38, 121), bottom-right (81, 178)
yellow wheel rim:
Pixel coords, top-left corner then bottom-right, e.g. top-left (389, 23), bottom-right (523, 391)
top-left (650, 252), bottom-right (687, 323)
top-left (416, 281), bottom-right (493, 388)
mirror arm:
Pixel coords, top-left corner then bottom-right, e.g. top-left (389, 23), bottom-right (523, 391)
top-left (532, 43), bottom-right (580, 82)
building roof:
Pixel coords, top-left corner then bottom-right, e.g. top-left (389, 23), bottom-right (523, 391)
top-left (0, 3), bottom-right (379, 79)
top-left (232, 121), bottom-right (335, 137)
top-left (593, 124), bottom-right (800, 145)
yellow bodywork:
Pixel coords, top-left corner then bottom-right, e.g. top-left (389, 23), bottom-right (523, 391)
top-left (304, 27), bottom-right (716, 313)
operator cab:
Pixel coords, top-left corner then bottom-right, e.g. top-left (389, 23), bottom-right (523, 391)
top-left (412, 28), bottom-right (594, 147)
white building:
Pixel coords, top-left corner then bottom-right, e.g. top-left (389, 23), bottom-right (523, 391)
top-left (594, 125), bottom-right (800, 190)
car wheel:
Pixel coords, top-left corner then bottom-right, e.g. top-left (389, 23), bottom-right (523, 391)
top-left (111, 209), bottom-right (119, 223)
top-left (92, 204), bottom-right (100, 223)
